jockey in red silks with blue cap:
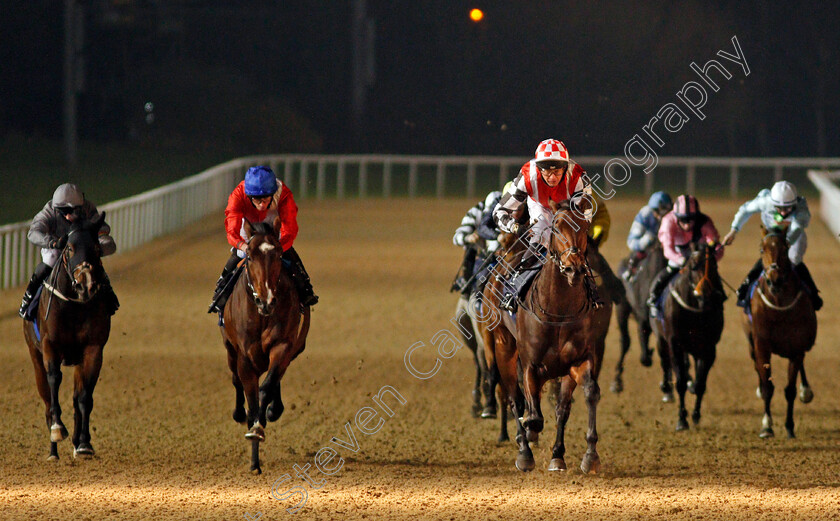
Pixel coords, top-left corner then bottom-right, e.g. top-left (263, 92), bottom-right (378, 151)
top-left (208, 166), bottom-right (318, 313)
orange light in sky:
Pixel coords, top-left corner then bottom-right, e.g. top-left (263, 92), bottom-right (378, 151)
top-left (469, 8), bottom-right (484, 22)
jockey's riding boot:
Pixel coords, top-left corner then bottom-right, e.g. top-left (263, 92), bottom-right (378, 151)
top-left (623, 251), bottom-right (646, 282)
top-left (101, 273), bottom-right (120, 316)
top-left (794, 263), bottom-right (823, 311)
top-left (19, 262), bottom-right (52, 319)
top-left (500, 251), bottom-right (541, 312)
top-left (647, 265), bottom-right (676, 318)
top-left (737, 259), bottom-right (763, 307)
top-left (284, 247), bottom-right (319, 308)
top-left (451, 247), bottom-right (477, 293)
top-left (208, 253), bottom-right (241, 313)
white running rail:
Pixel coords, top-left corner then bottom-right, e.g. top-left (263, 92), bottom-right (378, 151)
top-left (807, 169), bottom-right (840, 240)
top-left (2, 154), bottom-right (840, 289)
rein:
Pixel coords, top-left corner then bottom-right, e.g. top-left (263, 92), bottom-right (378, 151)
top-left (756, 284), bottom-right (803, 311)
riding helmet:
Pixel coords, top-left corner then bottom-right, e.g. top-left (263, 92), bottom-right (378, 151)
top-left (52, 183), bottom-right (84, 209)
top-left (534, 139), bottom-right (570, 170)
top-left (648, 191), bottom-right (673, 213)
top-left (244, 166), bottom-right (278, 197)
top-left (673, 194), bottom-right (699, 219)
top-left (770, 181), bottom-right (797, 207)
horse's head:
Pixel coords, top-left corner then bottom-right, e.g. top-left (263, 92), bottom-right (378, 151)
top-left (681, 241), bottom-right (720, 308)
top-left (243, 217), bottom-right (285, 316)
top-left (63, 211), bottom-right (106, 302)
top-left (760, 226), bottom-right (790, 292)
top-left (548, 196), bottom-right (592, 285)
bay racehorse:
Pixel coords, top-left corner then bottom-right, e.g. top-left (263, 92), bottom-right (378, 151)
top-left (23, 212), bottom-right (111, 460)
top-left (492, 198), bottom-right (608, 473)
top-left (612, 245), bottom-right (664, 394)
top-left (741, 227), bottom-right (816, 438)
top-left (651, 242), bottom-right (724, 431)
top-left (221, 216), bottom-right (310, 474)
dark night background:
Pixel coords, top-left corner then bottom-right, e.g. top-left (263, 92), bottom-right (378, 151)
top-left (2, 0), bottom-right (839, 158)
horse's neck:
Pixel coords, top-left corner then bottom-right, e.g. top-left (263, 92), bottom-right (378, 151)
top-left (760, 262), bottom-right (798, 298)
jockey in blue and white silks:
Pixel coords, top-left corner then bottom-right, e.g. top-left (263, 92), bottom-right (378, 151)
top-left (722, 180), bottom-right (822, 310)
top-left (451, 190), bottom-right (502, 295)
top-left (624, 191), bottom-right (672, 280)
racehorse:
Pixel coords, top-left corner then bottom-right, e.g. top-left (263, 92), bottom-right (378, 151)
top-left (613, 245), bottom-right (665, 395)
top-left (740, 227), bottom-right (816, 438)
top-left (23, 212), bottom-right (111, 460)
top-left (651, 242), bottom-right (724, 431)
top-left (492, 198), bottom-right (608, 473)
top-left (453, 296), bottom-right (492, 418)
top-left (221, 217), bottom-right (311, 474)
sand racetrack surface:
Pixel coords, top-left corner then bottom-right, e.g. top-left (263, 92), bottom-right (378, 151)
top-left (1, 198), bottom-right (839, 520)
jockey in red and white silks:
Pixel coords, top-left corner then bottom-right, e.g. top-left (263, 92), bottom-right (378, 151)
top-left (494, 139), bottom-right (592, 251)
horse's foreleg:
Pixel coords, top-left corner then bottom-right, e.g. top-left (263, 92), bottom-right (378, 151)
top-left (226, 343), bottom-right (246, 424)
top-left (611, 302), bottom-right (632, 393)
top-left (72, 345), bottom-right (102, 458)
top-left (521, 361), bottom-right (545, 436)
top-left (784, 358), bottom-right (802, 438)
top-left (238, 356), bottom-right (263, 474)
top-left (753, 344), bottom-right (774, 438)
top-left (456, 302), bottom-right (483, 418)
top-left (28, 345), bottom-right (58, 460)
top-left (573, 360), bottom-right (601, 474)
top-left (44, 352), bottom-right (68, 444)
top-left (495, 335), bottom-right (532, 471)
top-left (798, 364), bottom-right (813, 404)
top-left (639, 319), bottom-right (654, 367)
top-left (480, 325), bottom-right (498, 420)
top-left (549, 376), bottom-right (576, 471)
top-left (691, 352), bottom-right (715, 426)
top-left (671, 343), bottom-right (689, 431)
top-left (657, 336), bottom-right (674, 403)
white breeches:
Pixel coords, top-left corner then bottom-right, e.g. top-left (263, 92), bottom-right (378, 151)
top-left (40, 248), bottom-right (61, 267)
top-left (789, 232), bottom-right (806, 265)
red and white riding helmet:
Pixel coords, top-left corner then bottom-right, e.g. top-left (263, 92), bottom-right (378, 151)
top-left (673, 194), bottom-right (700, 219)
top-left (534, 139), bottom-right (570, 165)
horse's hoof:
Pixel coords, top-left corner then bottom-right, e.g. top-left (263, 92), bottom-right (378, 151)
top-left (470, 404), bottom-right (482, 418)
top-left (676, 419), bottom-right (689, 431)
top-left (610, 379), bottom-right (623, 394)
top-left (691, 411), bottom-right (701, 425)
top-left (267, 403), bottom-right (284, 423)
top-left (548, 458), bottom-right (567, 472)
top-left (250, 466), bottom-right (262, 475)
top-left (233, 408), bottom-right (247, 425)
top-left (799, 386), bottom-right (814, 404)
top-left (515, 453), bottom-right (535, 472)
top-left (73, 444), bottom-right (95, 458)
top-left (759, 428), bottom-right (774, 439)
top-left (481, 406), bottom-right (497, 419)
top-left (245, 425), bottom-right (265, 442)
top-left (47, 454), bottom-right (59, 461)
top-left (50, 424), bottom-right (68, 443)
top-left (526, 429), bottom-right (540, 443)
top-left (640, 351), bottom-right (653, 367)
top-left (662, 392), bottom-right (674, 403)
top-left (786, 428), bottom-right (796, 439)
top-left (497, 432), bottom-right (510, 444)
top-left (580, 453), bottom-right (601, 474)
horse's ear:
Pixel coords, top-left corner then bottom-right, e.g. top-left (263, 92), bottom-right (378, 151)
top-left (243, 218), bottom-right (254, 238)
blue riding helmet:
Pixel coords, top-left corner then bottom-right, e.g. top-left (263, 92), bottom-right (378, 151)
top-left (648, 191), bottom-right (673, 213)
top-left (244, 166), bottom-right (278, 197)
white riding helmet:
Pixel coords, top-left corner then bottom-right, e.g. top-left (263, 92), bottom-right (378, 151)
top-left (769, 181), bottom-right (797, 207)
top-left (52, 183), bottom-right (85, 208)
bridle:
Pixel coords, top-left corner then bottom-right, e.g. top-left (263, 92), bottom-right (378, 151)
top-left (756, 232), bottom-right (803, 310)
top-left (42, 230), bottom-right (100, 317)
top-left (670, 248), bottom-right (712, 313)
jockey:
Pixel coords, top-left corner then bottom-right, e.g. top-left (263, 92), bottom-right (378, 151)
top-left (623, 191), bottom-right (673, 280)
top-left (451, 190), bottom-right (502, 295)
top-left (493, 138), bottom-right (603, 311)
top-left (723, 180), bottom-right (822, 310)
top-left (646, 194), bottom-right (725, 317)
top-left (19, 183), bottom-right (119, 319)
top-left (208, 165), bottom-right (318, 313)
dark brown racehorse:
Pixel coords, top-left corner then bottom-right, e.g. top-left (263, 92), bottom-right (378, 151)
top-left (492, 199), bottom-right (608, 473)
top-left (222, 216), bottom-right (310, 474)
top-left (23, 213), bottom-right (111, 460)
top-left (613, 245), bottom-right (665, 394)
top-left (740, 227), bottom-right (816, 438)
top-left (651, 242), bottom-right (724, 431)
